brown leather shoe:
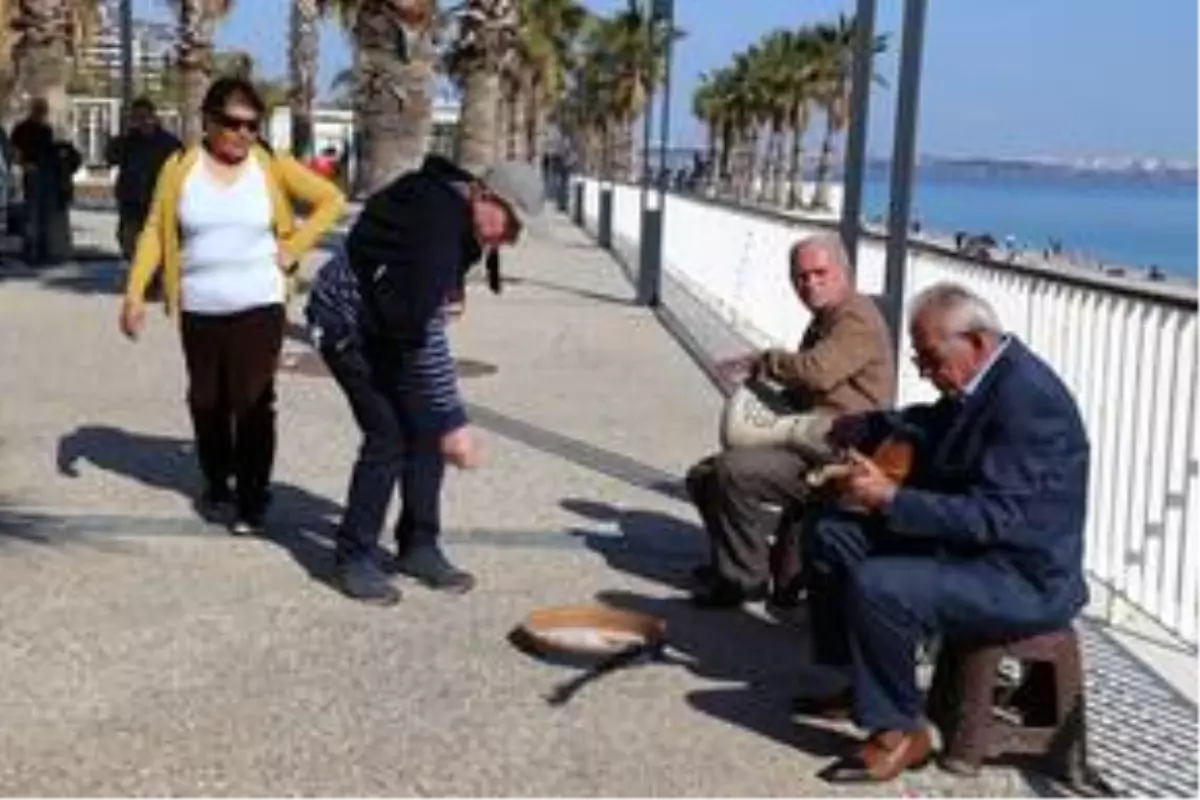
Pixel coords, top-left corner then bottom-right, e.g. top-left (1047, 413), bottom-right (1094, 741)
top-left (818, 728), bottom-right (934, 783)
top-left (790, 686), bottom-right (854, 720)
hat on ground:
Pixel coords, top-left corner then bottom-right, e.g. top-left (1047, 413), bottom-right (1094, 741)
top-left (480, 160), bottom-right (546, 229)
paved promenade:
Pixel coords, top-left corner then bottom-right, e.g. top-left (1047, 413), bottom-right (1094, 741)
top-left (0, 209), bottom-right (1193, 796)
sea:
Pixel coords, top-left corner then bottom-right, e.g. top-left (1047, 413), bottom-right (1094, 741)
top-left (859, 172), bottom-right (1198, 280)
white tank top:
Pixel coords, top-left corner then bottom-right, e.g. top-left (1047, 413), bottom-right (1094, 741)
top-left (178, 155), bottom-right (282, 314)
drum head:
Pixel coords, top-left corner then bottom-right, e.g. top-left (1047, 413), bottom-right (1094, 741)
top-left (513, 605), bottom-right (666, 658)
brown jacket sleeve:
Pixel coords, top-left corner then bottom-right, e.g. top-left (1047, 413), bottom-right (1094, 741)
top-left (763, 298), bottom-right (885, 394)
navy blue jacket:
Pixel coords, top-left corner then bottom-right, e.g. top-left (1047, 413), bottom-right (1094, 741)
top-left (345, 155), bottom-right (483, 350)
top-left (852, 338), bottom-right (1090, 620)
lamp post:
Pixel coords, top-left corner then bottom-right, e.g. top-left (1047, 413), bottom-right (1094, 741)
top-left (837, 0), bottom-right (878, 274)
top-left (118, 0), bottom-right (135, 123)
top-left (881, 0), bottom-right (928, 342)
top-left (636, 0), bottom-right (674, 308)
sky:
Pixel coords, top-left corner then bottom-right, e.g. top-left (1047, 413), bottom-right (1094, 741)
top-left (135, 0), bottom-right (1198, 161)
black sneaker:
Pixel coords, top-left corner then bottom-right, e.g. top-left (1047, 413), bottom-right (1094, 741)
top-left (230, 509), bottom-right (265, 536)
top-left (392, 546), bottom-right (476, 594)
top-left (231, 489), bottom-right (271, 536)
top-left (196, 485), bottom-right (235, 523)
top-left (691, 563), bottom-right (719, 585)
top-left (691, 579), bottom-right (768, 609)
top-left (768, 578), bottom-right (807, 610)
top-left (335, 557), bottom-right (401, 606)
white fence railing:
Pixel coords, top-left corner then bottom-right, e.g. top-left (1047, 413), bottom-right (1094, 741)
top-left (572, 177), bottom-right (1199, 646)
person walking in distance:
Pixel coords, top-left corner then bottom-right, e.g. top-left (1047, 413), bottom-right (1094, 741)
top-left (119, 77), bottom-right (345, 534)
top-left (106, 97), bottom-right (182, 296)
top-left (306, 155), bottom-right (544, 604)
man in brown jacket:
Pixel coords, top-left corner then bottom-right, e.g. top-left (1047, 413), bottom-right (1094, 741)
top-left (687, 233), bottom-right (895, 608)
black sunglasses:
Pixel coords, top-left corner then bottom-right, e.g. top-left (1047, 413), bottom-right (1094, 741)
top-left (212, 111), bottom-right (260, 133)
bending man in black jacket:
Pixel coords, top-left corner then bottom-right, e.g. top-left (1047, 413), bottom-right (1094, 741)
top-left (307, 156), bottom-right (544, 605)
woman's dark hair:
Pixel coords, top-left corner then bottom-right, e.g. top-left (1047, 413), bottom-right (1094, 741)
top-left (201, 76), bottom-right (265, 119)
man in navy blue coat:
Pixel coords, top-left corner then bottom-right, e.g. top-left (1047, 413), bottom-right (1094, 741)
top-left (797, 282), bottom-right (1090, 783)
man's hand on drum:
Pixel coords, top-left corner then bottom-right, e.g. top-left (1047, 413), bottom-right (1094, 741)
top-left (715, 351), bottom-right (763, 384)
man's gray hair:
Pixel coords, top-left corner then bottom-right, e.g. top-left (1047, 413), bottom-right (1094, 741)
top-left (908, 282), bottom-right (1003, 335)
top-left (790, 232), bottom-right (851, 273)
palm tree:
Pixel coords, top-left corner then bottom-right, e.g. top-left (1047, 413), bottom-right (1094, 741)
top-left (691, 72), bottom-right (722, 189)
top-left (583, 1), bottom-right (672, 181)
top-left (516, 0), bottom-right (588, 165)
top-left (164, 0), bottom-right (235, 144)
top-left (690, 18), bottom-right (881, 211)
top-left (447, 0), bottom-right (519, 174)
top-left (323, 0), bottom-right (439, 193)
top-left (725, 49), bottom-right (763, 201)
top-left (289, 0), bottom-right (321, 158)
top-left (779, 27), bottom-right (821, 209)
top-left (808, 13), bottom-right (887, 210)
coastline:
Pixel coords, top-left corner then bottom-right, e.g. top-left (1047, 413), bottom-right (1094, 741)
top-left (720, 182), bottom-right (1197, 292)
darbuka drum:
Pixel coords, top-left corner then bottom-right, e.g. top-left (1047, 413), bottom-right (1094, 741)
top-left (719, 376), bottom-right (834, 453)
top-left (515, 605), bottom-right (666, 657)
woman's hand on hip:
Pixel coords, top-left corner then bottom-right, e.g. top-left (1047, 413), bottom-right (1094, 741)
top-left (119, 298), bottom-right (146, 340)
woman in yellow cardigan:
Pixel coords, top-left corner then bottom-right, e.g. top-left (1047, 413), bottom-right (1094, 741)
top-left (120, 77), bottom-right (345, 534)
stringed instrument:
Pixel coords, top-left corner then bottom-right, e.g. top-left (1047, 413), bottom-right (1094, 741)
top-left (806, 434), bottom-right (916, 489)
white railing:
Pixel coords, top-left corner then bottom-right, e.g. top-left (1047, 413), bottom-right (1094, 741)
top-left (571, 176), bottom-right (1199, 646)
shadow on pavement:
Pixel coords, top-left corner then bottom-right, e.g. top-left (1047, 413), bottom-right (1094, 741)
top-left (466, 403), bottom-right (688, 502)
top-left (52, 424), bottom-right (347, 594)
top-left (590, 588), bottom-right (863, 767)
top-left (0, 247), bottom-right (126, 295)
top-left (504, 275), bottom-right (634, 306)
top-left (559, 497), bottom-right (705, 591)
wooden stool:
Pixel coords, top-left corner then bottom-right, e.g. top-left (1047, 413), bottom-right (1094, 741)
top-left (926, 627), bottom-right (1089, 786)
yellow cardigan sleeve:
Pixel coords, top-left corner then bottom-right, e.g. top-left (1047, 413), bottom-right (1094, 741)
top-left (123, 154), bottom-right (178, 303)
top-left (274, 155), bottom-right (346, 261)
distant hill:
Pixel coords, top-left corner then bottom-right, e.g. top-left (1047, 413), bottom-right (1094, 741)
top-left (862, 155), bottom-right (1198, 184)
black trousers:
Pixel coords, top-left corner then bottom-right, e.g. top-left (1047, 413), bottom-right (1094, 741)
top-left (803, 509), bottom-right (1072, 732)
top-left (320, 338), bottom-right (444, 562)
top-left (180, 304), bottom-right (285, 516)
top-left (21, 167), bottom-right (56, 265)
top-left (685, 446), bottom-right (814, 589)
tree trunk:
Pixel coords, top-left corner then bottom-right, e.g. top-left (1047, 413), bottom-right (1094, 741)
top-left (506, 81), bottom-right (527, 162)
top-left (176, 0), bottom-right (216, 145)
top-left (353, 0), bottom-right (435, 194)
top-left (288, 0), bottom-right (319, 158)
top-left (12, 0), bottom-right (71, 135)
top-left (582, 126), bottom-right (599, 173)
top-left (613, 117), bottom-right (635, 182)
top-left (717, 121), bottom-right (733, 194)
top-left (601, 122), bottom-right (615, 180)
top-left (786, 102), bottom-right (809, 209)
top-left (766, 119), bottom-right (785, 206)
top-left (523, 71), bottom-right (541, 165)
top-left (703, 122), bottom-right (716, 190)
top-left (811, 106), bottom-right (837, 210)
top-left (455, 66), bottom-right (500, 174)
top-left (741, 126), bottom-right (760, 202)
top-left (495, 87), bottom-right (509, 163)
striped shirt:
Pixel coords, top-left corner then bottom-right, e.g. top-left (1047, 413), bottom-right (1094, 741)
top-left (306, 247), bottom-right (467, 434)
